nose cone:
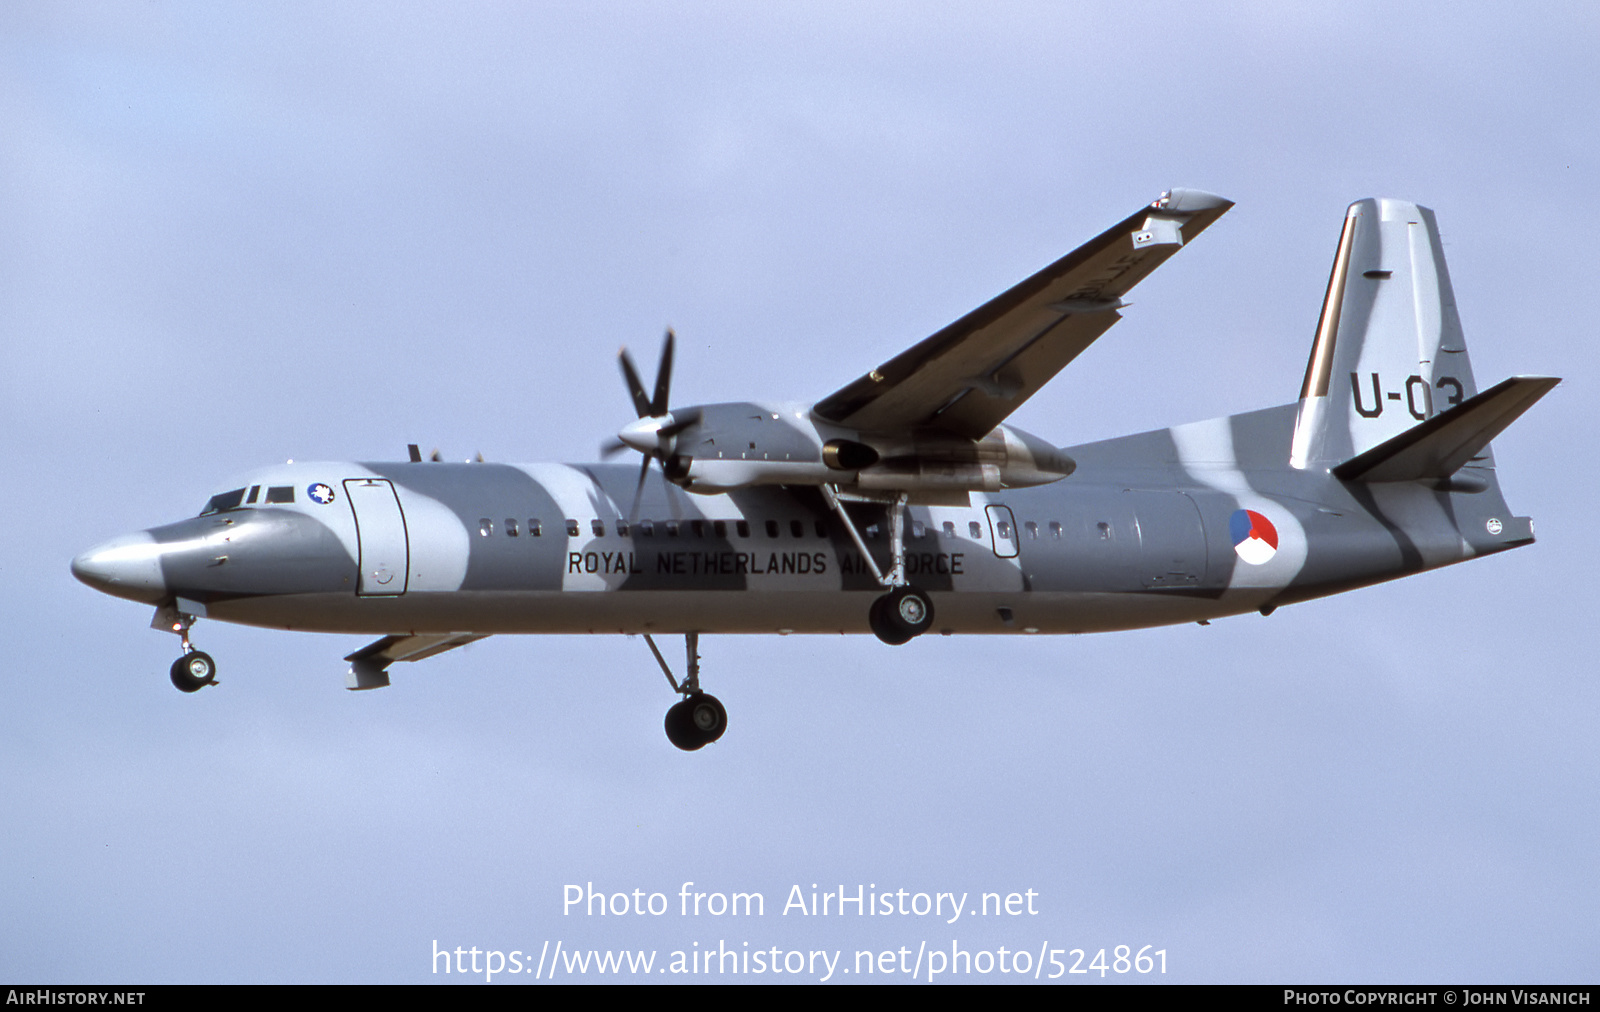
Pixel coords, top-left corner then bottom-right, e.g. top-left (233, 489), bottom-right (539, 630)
top-left (71, 532), bottom-right (168, 603)
top-left (618, 416), bottom-right (664, 454)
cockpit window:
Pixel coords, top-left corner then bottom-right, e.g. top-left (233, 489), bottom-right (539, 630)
top-left (264, 486), bottom-right (295, 504)
top-left (199, 488), bottom-right (247, 516)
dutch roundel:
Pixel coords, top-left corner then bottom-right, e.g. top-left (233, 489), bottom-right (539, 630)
top-left (1229, 509), bottom-right (1278, 565)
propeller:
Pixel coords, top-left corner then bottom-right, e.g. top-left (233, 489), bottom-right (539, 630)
top-left (405, 444), bottom-right (448, 463)
top-left (605, 329), bottom-right (701, 520)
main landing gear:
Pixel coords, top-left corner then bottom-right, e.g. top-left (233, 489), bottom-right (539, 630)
top-left (645, 632), bottom-right (727, 752)
top-left (821, 486), bottom-right (936, 646)
top-left (160, 605), bottom-right (218, 693)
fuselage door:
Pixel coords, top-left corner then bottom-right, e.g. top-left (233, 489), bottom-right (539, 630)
top-left (985, 504), bottom-right (1020, 559)
top-left (344, 478), bottom-right (410, 596)
top-left (1125, 489), bottom-right (1207, 589)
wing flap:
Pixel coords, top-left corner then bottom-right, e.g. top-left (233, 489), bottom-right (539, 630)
top-left (814, 188), bottom-right (1232, 439)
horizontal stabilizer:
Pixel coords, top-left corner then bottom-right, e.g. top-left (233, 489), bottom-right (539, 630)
top-left (1332, 376), bottom-right (1559, 484)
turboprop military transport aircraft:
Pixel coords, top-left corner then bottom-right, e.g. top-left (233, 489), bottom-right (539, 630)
top-left (73, 189), bottom-right (1557, 750)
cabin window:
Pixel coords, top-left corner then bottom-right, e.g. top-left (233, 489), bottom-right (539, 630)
top-left (765, 520), bottom-right (779, 538)
top-left (1049, 520), bottom-right (1062, 540)
top-left (264, 486), bottom-right (295, 504)
top-left (911, 520), bottom-right (926, 539)
top-left (789, 519), bottom-right (803, 538)
top-left (736, 520), bottom-right (750, 538)
top-left (506, 519), bottom-right (519, 537)
top-left (665, 520), bottom-right (680, 537)
top-left (968, 521), bottom-right (982, 539)
top-left (566, 519), bottom-right (579, 537)
top-left (480, 519), bottom-right (494, 537)
top-left (592, 519), bottom-right (606, 537)
top-left (942, 521), bottom-right (956, 539)
top-left (529, 519), bottom-right (542, 537)
top-left (616, 519), bottom-right (630, 537)
top-left (865, 523), bottom-right (880, 539)
top-left (1024, 521), bottom-right (1038, 540)
top-left (1097, 521), bottom-right (1112, 540)
top-left (638, 519), bottom-right (654, 537)
top-left (713, 520), bottom-right (727, 539)
top-left (691, 520), bottom-right (706, 538)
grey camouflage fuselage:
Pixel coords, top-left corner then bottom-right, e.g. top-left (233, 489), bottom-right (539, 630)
top-left (71, 399), bottom-right (1533, 637)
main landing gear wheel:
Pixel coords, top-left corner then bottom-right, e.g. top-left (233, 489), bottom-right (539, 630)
top-left (646, 633), bottom-right (728, 751)
top-left (169, 651), bottom-right (217, 693)
top-left (870, 587), bottom-right (934, 645)
top-left (664, 693), bottom-right (727, 751)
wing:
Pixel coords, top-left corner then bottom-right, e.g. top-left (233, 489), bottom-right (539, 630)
top-left (344, 632), bottom-right (489, 689)
top-left (813, 188), bottom-right (1233, 440)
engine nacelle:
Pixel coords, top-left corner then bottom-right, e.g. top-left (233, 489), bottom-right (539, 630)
top-left (670, 402), bottom-right (1073, 495)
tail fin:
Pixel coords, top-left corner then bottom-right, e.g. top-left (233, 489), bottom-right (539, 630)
top-left (1289, 198), bottom-right (1487, 470)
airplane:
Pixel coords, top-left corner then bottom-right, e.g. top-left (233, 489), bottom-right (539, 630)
top-left (71, 189), bottom-right (1558, 751)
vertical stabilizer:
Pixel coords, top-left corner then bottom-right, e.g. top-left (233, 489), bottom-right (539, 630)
top-left (1289, 199), bottom-right (1481, 469)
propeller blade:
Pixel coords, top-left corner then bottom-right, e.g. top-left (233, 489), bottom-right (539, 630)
top-left (651, 328), bottom-right (675, 417)
top-left (618, 348), bottom-right (652, 418)
top-left (628, 454), bottom-right (652, 525)
top-left (600, 438), bottom-right (630, 459)
top-left (663, 465), bottom-right (682, 519)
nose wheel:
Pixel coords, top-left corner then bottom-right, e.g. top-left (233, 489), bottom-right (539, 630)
top-left (170, 651), bottom-right (217, 693)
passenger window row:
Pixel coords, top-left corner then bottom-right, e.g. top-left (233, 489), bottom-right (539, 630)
top-left (474, 515), bottom-right (1085, 542)
top-left (478, 517), bottom-right (836, 539)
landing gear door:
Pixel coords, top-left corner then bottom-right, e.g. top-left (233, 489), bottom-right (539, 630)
top-left (985, 504), bottom-right (1020, 559)
top-left (344, 478), bottom-right (410, 596)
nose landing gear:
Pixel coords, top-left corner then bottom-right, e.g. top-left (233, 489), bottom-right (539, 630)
top-left (645, 632), bottom-right (727, 751)
top-left (158, 603), bottom-right (218, 693)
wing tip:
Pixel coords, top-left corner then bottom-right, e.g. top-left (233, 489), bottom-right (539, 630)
top-left (1156, 188), bottom-right (1233, 212)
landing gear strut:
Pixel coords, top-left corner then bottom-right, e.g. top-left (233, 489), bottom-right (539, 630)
top-left (821, 486), bottom-right (936, 645)
top-left (646, 632), bottom-right (726, 751)
top-left (159, 605), bottom-right (218, 693)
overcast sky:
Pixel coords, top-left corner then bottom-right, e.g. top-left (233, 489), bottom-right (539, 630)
top-left (3, 1), bottom-right (1595, 984)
